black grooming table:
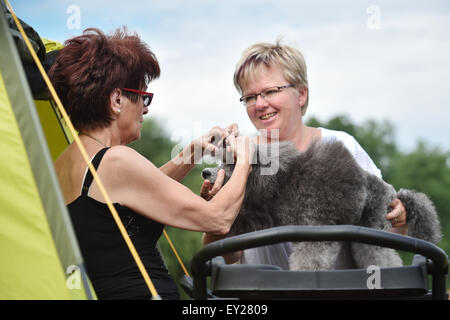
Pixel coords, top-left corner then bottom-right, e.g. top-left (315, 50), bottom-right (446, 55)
top-left (188, 225), bottom-right (448, 300)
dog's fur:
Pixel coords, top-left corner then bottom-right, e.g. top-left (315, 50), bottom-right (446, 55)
top-left (202, 140), bottom-right (442, 271)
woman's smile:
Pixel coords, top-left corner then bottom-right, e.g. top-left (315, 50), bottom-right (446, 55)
top-left (259, 111), bottom-right (278, 121)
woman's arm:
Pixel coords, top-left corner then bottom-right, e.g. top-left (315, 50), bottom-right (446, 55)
top-left (158, 142), bottom-right (198, 182)
top-left (202, 232), bottom-right (243, 264)
top-left (200, 168), bottom-right (243, 264)
top-left (160, 124), bottom-right (238, 182)
top-left (90, 135), bottom-right (252, 234)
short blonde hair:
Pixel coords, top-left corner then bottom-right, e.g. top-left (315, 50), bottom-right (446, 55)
top-left (233, 40), bottom-right (309, 115)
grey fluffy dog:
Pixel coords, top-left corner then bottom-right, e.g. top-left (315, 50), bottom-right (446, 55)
top-left (202, 140), bottom-right (442, 271)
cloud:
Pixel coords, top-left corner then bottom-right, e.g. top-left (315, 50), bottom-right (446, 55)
top-left (298, 11), bottom-right (450, 150)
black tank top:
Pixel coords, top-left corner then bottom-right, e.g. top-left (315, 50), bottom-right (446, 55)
top-left (67, 148), bottom-right (179, 300)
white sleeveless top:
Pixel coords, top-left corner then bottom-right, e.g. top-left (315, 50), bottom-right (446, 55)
top-left (240, 128), bottom-right (382, 270)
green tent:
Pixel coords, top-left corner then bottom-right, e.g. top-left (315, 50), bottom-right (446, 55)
top-left (0, 1), bottom-right (94, 300)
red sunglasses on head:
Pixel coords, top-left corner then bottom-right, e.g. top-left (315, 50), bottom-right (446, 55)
top-left (121, 88), bottom-right (154, 107)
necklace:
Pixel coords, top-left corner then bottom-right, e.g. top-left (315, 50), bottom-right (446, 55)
top-left (80, 132), bottom-right (110, 147)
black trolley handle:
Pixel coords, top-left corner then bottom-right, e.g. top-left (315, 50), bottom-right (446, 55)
top-left (190, 225), bottom-right (449, 299)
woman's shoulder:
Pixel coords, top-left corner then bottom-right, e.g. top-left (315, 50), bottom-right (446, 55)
top-left (318, 127), bottom-right (358, 153)
top-left (105, 145), bottom-right (144, 162)
top-left (319, 127), bottom-right (356, 141)
top-left (103, 145), bottom-right (157, 174)
top-left (318, 127), bottom-right (382, 178)
top-left (54, 143), bottom-right (76, 170)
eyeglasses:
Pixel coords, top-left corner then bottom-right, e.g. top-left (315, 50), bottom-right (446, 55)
top-left (239, 84), bottom-right (294, 107)
top-left (121, 88), bottom-right (154, 107)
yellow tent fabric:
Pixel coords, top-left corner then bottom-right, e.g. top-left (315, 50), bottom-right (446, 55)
top-left (34, 99), bottom-right (73, 161)
top-left (35, 38), bottom-right (73, 161)
top-left (0, 1), bottom-right (93, 299)
top-left (0, 72), bottom-right (71, 299)
top-left (42, 37), bottom-right (64, 52)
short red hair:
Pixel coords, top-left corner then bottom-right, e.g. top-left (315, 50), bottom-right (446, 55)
top-left (49, 27), bottom-right (160, 131)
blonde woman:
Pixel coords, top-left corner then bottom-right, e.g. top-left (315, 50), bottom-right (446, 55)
top-left (202, 41), bottom-right (407, 270)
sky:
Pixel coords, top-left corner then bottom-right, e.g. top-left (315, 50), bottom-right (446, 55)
top-left (8, 0), bottom-right (450, 152)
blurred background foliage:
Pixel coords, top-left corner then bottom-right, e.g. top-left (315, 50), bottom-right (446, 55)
top-left (130, 115), bottom-right (450, 299)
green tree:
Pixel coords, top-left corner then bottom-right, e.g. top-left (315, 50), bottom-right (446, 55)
top-left (128, 118), bottom-right (176, 167)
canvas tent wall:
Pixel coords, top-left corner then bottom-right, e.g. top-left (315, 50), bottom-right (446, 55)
top-left (0, 1), bottom-right (93, 299)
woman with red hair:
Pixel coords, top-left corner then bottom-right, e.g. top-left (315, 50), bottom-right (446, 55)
top-left (50, 28), bottom-right (253, 300)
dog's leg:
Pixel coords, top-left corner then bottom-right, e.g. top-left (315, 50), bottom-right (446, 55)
top-left (289, 241), bottom-right (342, 271)
top-left (350, 242), bottom-right (403, 269)
top-left (350, 174), bottom-right (403, 269)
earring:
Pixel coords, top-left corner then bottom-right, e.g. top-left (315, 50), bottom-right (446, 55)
top-left (117, 108), bottom-right (121, 113)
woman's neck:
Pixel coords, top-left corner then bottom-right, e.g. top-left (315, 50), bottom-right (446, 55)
top-left (257, 124), bottom-right (321, 151)
top-left (283, 124), bottom-right (321, 152)
top-left (79, 128), bottom-right (119, 147)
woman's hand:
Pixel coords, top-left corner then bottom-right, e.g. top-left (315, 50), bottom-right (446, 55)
top-left (161, 124), bottom-right (239, 181)
top-left (200, 135), bottom-right (255, 200)
top-left (226, 134), bottom-right (255, 165)
top-left (200, 169), bottom-right (225, 201)
top-left (386, 198), bottom-right (408, 234)
top-left (192, 123), bottom-right (239, 161)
